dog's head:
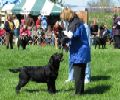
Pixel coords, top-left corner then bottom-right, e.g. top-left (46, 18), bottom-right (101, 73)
top-left (49, 52), bottom-right (63, 69)
top-left (50, 52), bottom-right (63, 63)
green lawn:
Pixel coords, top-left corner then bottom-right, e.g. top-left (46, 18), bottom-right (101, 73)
top-left (0, 45), bottom-right (120, 100)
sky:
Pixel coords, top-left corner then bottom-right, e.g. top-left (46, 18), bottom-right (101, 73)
top-left (0, 0), bottom-right (119, 8)
top-left (63, 0), bottom-right (120, 7)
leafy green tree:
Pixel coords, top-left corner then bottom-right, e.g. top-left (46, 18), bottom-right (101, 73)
top-left (49, 0), bottom-right (62, 4)
top-left (87, 0), bottom-right (114, 7)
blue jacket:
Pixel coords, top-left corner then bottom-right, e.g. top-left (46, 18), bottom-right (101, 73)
top-left (41, 17), bottom-right (47, 30)
top-left (69, 21), bottom-right (91, 64)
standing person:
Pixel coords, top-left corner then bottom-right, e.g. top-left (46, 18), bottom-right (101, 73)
top-left (53, 21), bottom-right (63, 49)
top-left (60, 8), bottom-right (91, 94)
top-left (41, 16), bottom-right (48, 32)
top-left (64, 22), bottom-right (91, 84)
top-left (4, 14), bottom-right (14, 49)
top-left (21, 15), bottom-right (25, 27)
top-left (25, 14), bottom-right (35, 31)
top-left (112, 14), bottom-right (120, 49)
top-left (84, 23), bottom-right (91, 83)
top-left (90, 18), bottom-right (99, 45)
top-left (36, 15), bottom-right (41, 30)
top-left (13, 14), bottom-right (20, 45)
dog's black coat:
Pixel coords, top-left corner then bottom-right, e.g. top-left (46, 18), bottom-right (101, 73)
top-left (94, 36), bottom-right (107, 49)
top-left (17, 36), bottom-right (30, 49)
top-left (9, 52), bottom-right (63, 94)
top-left (58, 32), bottom-right (69, 52)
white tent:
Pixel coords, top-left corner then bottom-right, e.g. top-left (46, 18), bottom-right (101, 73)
top-left (0, 0), bottom-right (63, 15)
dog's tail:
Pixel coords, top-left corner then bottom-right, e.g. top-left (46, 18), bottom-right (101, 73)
top-left (9, 68), bottom-right (21, 73)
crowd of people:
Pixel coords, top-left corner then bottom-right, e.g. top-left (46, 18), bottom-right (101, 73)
top-left (0, 12), bottom-right (120, 50)
top-left (0, 14), bottom-right (55, 48)
top-left (0, 13), bottom-right (72, 50)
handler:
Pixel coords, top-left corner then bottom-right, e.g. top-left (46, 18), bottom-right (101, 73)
top-left (60, 8), bottom-right (91, 94)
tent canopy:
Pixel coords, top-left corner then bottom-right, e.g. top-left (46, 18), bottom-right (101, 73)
top-left (1, 0), bottom-right (63, 15)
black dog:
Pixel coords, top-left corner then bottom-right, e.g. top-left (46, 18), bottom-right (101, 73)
top-left (9, 52), bottom-right (63, 94)
top-left (17, 35), bottom-right (30, 49)
top-left (94, 37), bottom-right (106, 49)
top-left (94, 36), bottom-right (107, 49)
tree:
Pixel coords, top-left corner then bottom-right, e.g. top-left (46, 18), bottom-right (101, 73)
top-left (49, 0), bottom-right (63, 6)
top-left (49, 0), bottom-right (62, 4)
top-left (87, 0), bottom-right (98, 7)
top-left (87, 0), bottom-right (114, 7)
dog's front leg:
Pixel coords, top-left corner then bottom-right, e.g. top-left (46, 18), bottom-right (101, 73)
top-left (47, 80), bottom-right (56, 94)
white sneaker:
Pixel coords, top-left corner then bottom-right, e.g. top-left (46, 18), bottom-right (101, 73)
top-left (85, 80), bottom-right (90, 84)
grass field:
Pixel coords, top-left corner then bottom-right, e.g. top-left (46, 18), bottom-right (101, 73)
top-left (0, 44), bottom-right (120, 100)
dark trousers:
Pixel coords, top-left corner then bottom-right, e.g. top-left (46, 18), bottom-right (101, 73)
top-left (113, 35), bottom-right (120, 49)
top-left (73, 63), bottom-right (86, 94)
top-left (6, 32), bottom-right (13, 49)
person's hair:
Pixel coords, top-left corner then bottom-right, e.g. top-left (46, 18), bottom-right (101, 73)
top-left (54, 21), bottom-right (59, 28)
top-left (6, 14), bottom-right (13, 21)
top-left (60, 7), bottom-right (74, 21)
top-left (13, 14), bottom-right (16, 18)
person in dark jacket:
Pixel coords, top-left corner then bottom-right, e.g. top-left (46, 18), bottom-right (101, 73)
top-left (4, 14), bottom-right (14, 49)
top-left (112, 15), bottom-right (120, 49)
top-left (60, 8), bottom-right (91, 94)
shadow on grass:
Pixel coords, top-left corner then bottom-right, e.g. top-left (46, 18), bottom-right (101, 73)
top-left (85, 85), bottom-right (111, 94)
top-left (25, 88), bottom-right (74, 94)
top-left (57, 88), bottom-right (74, 93)
top-left (24, 89), bottom-right (64, 94)
top-left (24, 85), bottom-right (111, 94)
top-left (91, 75), bottom-right (111, 81)
top-left (24, 89), bottom-right (46, 93)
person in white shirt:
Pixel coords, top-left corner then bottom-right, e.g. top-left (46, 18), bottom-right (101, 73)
top-left (13, 14), bottom-right (20, 45)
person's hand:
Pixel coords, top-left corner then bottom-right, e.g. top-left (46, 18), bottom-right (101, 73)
top-left (63, 31), bottom-right (68, 36)
top-left (113, 25), bottom-right (116, 28)
top-left (117, 21), bottom-right (120, 25)
top-left (64, 31), bottom-right (73, 38)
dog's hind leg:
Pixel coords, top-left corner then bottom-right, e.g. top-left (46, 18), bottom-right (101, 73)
top-left (95, 44), bottom-right (97, 49)
top-left (16, 73), bottom-right (29, 93)
top-left (16, 79), bottom-right (29, 93)
top-left (99, 44), bottom-right (100, 49)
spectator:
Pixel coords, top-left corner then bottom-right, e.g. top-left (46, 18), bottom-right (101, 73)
top-left (53, 21), bottom-right (63, 49)
top-left (112, 14), bottom-right (120, 49)
top-left (41, 16), bottom-right (48, 32)
top-left (4, 14), bottom-right (14, 49)
top-left (13, 14), bottom-right (20, 45)
top-left (60, 8), bottom-right (91, 94)
top-left (36, 15), bottom-right (41, 30)
top-left (90, 18), bottom-right (99, 44)
top-left (25, 14), bottom-right (35, 31)
top-left (21, 15), bottom-right (25, 26)
top-left (90, 19), bottom-right (99, 36)
top-left (46, 25), bottom-right (54, 45)
top-left (20, 25), bottom-right (31, 36)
